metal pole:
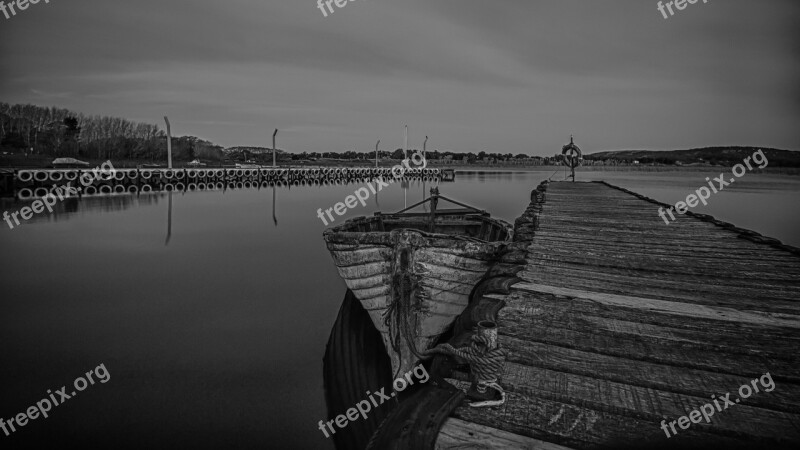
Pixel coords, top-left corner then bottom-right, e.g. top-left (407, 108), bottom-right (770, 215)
top-left (164, 116), bottom-right (172, 169)
top-left (423, 136), bottom-right (428, 161)
top-left (375, 140), bottom-right (380, 168)
top-left (404, 125), bottom-right (408, 160)
top-left (272, 129), bottom-right (278, 168)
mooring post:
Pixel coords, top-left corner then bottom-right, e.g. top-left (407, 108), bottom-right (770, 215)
top-left (428, 187), bottom-right (439, 231)
top-left (164, 116), bottom-right (172, 169)
top-left (272, 129), bottom-right (278, 168)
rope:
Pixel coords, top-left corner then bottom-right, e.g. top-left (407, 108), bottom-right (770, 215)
top-left (468, 381), bottom-right (506, 408)
top-left (382, 270), bottom-right (427, 379)
top-left (423, 334), bottom-right (506, 383)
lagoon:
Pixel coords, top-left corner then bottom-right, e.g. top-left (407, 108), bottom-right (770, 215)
top-left (0, 170), bottom-right (797, 449)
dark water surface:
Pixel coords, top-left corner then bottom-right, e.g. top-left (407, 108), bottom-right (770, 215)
top-left (1, 171), bottom-right (797, 449)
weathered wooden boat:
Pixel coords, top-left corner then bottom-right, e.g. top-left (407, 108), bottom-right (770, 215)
top-left (323, 189), bottom-right (512, 377)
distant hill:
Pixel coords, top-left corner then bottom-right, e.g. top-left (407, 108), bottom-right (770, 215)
top-left (584, 147), bottom-right (800, 167)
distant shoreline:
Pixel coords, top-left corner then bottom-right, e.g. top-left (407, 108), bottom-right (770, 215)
top-left (440, 165), bottom-right (800, 175)
top-left (2, 155), bottom-right (798, 175)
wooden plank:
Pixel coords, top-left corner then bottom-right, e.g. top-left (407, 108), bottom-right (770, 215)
top-left (498, 318), bottom-right (800, 383)
top-left (452, 388), bottom-right (762, 449)
top-left (498, 337), bottom-right (800, 413)
top-left (532, 230), bottom-right (782, 252)
top-left (498, 291), bottom-right (800, 344)
top-left (529, 236), bottom-right (800, 262)
top-left (436, 418), bottom-right (576, 450)
top-left (512, 283), bottom-right (800, 330)
top-left (501, 296), bottom-right (800, 360)
top-left (521, 265), bottom-right (800, 306)
top-left (519, 274), bottom-right (800, 316)
top-left (524, 259), bottom-right (800, 293)
top-left (498, 362), bottom-right (800, 441)
top-left (530, 246), bottom-right (800, 278)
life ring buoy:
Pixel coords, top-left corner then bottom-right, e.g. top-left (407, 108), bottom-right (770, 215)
top-left (561, 136), bottom-right (583, 169)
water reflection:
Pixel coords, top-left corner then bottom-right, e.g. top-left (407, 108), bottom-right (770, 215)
top-left (272, 186), bottom-right (278, 227)
top-left (0, 192), bottom-right (162, 226)
top-left (165, 191), bottom-right (173, 246)
top-left (1, 170), bottom-right (797, 449)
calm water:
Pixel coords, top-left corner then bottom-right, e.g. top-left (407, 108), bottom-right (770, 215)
top-left (1, 170), bottom-right (798, 449)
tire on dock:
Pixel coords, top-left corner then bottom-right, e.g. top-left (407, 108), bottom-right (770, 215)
top-left (17, 188), bottom-right (33, 200)
top-left (17, 170), bottom-right (34, 182)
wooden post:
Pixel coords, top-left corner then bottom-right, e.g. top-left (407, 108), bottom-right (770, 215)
top-left (428, 187), bottom-right (439, 232)
top-left (164, 116), bottom-right (172, 169)
top-left (272, 129), bottom-right (278, 168)
top-left (375, 140), bottom-right (380, 168)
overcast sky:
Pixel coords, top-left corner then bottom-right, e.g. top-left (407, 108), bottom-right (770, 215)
top-left (1, 0), bottom-right (798, 155)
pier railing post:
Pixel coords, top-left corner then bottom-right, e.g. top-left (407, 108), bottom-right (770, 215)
top-left (164, 116), bottom-right (172, 169)
top-left (272, 129), bottom-right (278, 168)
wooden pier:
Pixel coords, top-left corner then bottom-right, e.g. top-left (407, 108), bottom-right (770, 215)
top-left (1, 166), bottom-right (453, 199)
top-left (435, 181), bottom-right (800, 449)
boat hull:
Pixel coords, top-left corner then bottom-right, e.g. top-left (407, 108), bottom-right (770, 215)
top-left (324, 229), bottom-right (507, 377)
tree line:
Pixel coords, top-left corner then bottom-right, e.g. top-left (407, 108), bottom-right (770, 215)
top-left (0, 102), bottom-right (224, 163)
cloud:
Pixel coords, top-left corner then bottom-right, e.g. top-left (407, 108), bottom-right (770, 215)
top-left (0, 0), bottom-right (797, 152)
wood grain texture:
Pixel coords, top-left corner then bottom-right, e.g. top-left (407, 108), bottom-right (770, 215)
top-left (447, 181), bottom-right (800, 449)
top-left (436, 418), bottom-right (576, 449)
